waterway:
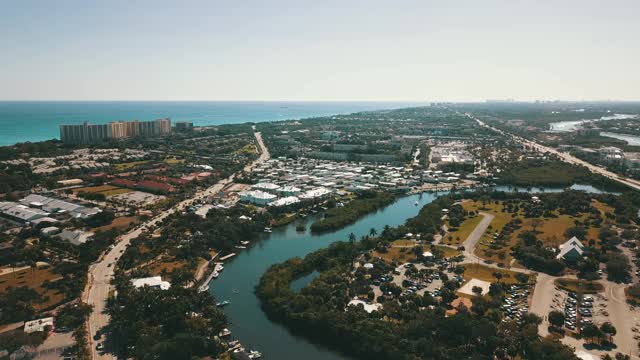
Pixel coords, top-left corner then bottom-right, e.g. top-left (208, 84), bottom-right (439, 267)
top-left (209, 192), bottom-right (443, 360)
top-left (548, 113), bottom-right (637, 132)
top-left (600, 132), bottom-right (640, 146)
top-left (208, 183), bottom-right (612, 359)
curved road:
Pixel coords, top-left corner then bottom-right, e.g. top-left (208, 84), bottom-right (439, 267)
top-left (84, 130), bottom-right (269, 359)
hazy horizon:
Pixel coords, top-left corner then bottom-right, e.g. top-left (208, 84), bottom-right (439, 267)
top-left (2, 0), bottom-right (639, 101)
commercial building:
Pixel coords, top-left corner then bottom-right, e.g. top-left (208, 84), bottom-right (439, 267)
top-left (59, 118), bottom-right (171, 144)
top-left (0, 202), bottom-right (50, 223)
top-left (56, 229), bottom-right (94, 246)
top-left (268, 196), bottom-right (301, 207)
top-left (239, 190), bottom-right (277, 205)
top-left (20, 194), bottom-right (101, 219)
top-left (175, 121), bottom-right (194, 131)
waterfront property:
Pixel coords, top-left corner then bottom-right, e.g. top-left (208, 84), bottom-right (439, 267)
top-left (59, 118), bottom-right (171, 144)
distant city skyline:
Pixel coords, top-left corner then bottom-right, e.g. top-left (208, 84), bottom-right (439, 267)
top-left (1, 0), bottom-right (639, 101)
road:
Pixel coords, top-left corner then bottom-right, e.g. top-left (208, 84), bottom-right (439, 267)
top-left (461, 212), bottom-right (494, 258)
top-left (465, 113), bottom-right (640, 191)
top-left (84, 130), bottom-right (270, 359)
top-left (529, 273), bottom-right (557, 337)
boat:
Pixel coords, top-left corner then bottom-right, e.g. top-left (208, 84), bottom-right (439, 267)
top-left (232, 288), bottom-right (240, 294)
top-left (198, 285), bottom-right (209, 292)
top-left (414, 201), bottom-right (419, 206)
top-left (216, 300), bottom-right (230, 307)
top-left (218, 328), bottom-right (231, 337)
top-left (248, 350), bottom-right (263, 359)
top-left (263, 227), bottom-right (272, 233)
top-left (212, 272), bottom-right (219, 278)
top-left (240, 241), bottom-right (250, 245)
top-left (235, 245), bottom-right (247, 249)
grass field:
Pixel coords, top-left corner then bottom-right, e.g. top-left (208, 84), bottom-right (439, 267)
top-left (443, 215), bottom-right (482, 246)
top-left (92, 216), bottom-right (139, 232)
top-left (163, 157), bottom-right (184, 164)
top-left (73, 185), bottom-right (130, 197)
top-left (462, 201), bottom-right (515, 263)
top-left (234, 143), bottom-right (258, 155)
top-left (431, 245), bottom-right (460, 258)
top-left (462, 199), bottom-right (603, 264)
top-left (372, 240), bottom-right (419, 263)
top-left (114, 160), bottom-right (151, 170)
top-left (462, 264), bottom-right (532, 285)
top-left (0, 267), bottom-right (65, 310)
top-left (73, 185), bottom-right (118, 194)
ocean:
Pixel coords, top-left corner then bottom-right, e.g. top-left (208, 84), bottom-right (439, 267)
top-left (0, 101), bottom-right (422, 146)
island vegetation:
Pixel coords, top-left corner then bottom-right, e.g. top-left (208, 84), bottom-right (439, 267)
top-left (310, 191), bottom-right (396, 233)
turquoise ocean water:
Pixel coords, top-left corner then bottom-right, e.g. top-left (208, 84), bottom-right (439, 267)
top-left (0, 101), bottom-right (422, 146)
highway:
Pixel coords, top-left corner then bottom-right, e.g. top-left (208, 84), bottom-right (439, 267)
top-left (84, 130), bottom-right (270, 359)
top-left (465, 112), bottom-right (640, 191)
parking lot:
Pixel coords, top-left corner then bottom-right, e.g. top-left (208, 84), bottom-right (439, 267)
top-left (369, 259), bottom-right (461, 301)
top-left (500, 284), bottom-right (532, 323)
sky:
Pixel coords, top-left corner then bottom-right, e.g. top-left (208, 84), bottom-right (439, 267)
top-left (0, 0), bottom-right (639, 102)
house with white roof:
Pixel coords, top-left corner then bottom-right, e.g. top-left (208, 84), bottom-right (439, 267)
top-left (131, 276), bottom-right (171, 290)
top-left (557, 236), bottom-right (585, 261)
top-left (24, 317), bottom-right (54, 333)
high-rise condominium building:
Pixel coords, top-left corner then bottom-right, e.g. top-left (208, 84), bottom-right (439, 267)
top-left (59, 118), bottom-right (171, 144)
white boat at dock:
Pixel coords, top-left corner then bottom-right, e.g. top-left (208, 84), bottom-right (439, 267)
top-left (218, 328), bottom-right (231, 337)
top-left (235, 245), bottom-right (247, 249)
top-left (240, 241), bottom-right (250, 245)
top-left (263, 227), bottom-right (272, 233)
top-left (216, 300), bottom-right (230, 307)
top-left (248, 350), bottom-right (262, 359)
top-left (219, 253), bottom-right (236, 261)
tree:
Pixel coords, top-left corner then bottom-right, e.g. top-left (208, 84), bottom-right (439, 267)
top-left (548, 310), bottom-right (565, 329)
top-left (606, 253), bottom-right (631, 282)
top-left (472, 286), bottom-right (483, 296)
top-left (348, 232), bottom-right (357, 270)
top-left (493, 272), bottom-right (503, 283)
top-left (531, 218), bottom-right (543, 232)
top-left (600, 322), bottom-right (617, 344)
top-left (369, 228), bottom-right (377, 237)
top-left (412, 245), bottom-right (423, 259)
top-left (581, 323), bottom-right (602, 344)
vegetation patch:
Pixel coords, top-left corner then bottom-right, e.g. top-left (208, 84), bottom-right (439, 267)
top-left (444, 214), bottom-right (482, 245)
top-left (92, 216), bottom-right (139, 232)
top-left (462, 264), bottom-right (532, 285)
top-left (310, 191), bottom-right (396, 233)
top-left (554, 278), bottom-right (603, 294)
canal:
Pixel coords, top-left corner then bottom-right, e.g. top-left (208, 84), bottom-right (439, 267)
top-left (209, 192), bottom-right (442, 359)
top-left (209, 184), bottom-right (611, 359)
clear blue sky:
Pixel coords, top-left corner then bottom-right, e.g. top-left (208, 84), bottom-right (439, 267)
top-left (1, 0), bottom-right (638, 101)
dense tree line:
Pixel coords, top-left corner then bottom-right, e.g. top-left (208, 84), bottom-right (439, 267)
top-left (497, 159), bottom-right (628, 191)
top-left (310, 191), bottom-right (397, 233)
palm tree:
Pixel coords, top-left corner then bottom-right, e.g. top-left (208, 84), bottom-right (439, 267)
top-left (369, 228), bottom-right (377, 237)
top-left (348, 232), bottom-right (357, 270)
